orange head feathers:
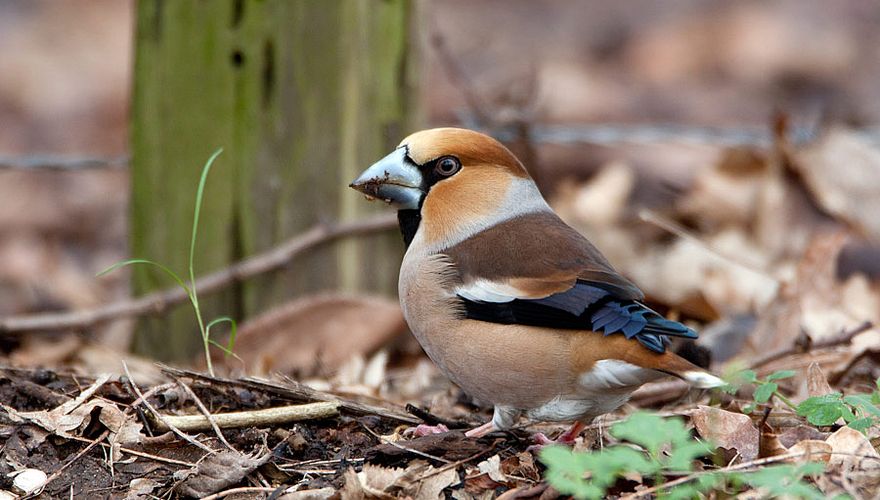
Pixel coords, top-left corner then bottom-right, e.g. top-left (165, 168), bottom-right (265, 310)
top-left (351, 127), bottom-right (545, 249)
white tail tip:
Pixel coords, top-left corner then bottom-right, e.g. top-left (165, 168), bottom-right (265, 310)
top-left (682, 371), bottom-right (726, 389)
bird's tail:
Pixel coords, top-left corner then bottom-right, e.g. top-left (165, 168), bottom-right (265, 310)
top-left (649, 351), bottom-right (725, 388)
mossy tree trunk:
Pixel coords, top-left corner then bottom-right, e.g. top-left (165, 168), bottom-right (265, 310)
top-left (131, 0), bottom-right (416, 360)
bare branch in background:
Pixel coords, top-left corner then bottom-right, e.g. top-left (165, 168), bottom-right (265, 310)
top-left (0, 213), bottom-right (398, 334)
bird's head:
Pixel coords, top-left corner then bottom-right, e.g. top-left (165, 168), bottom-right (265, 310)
top-left (350, 128), bottom-right (548, 248)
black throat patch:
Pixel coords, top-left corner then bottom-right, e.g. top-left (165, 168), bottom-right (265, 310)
top-left (397, 209), bottom-right (421, 247)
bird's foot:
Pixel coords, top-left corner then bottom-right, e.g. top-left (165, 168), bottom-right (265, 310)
top-left (403, 423), bottom-right (449, 438)
top-left (527, 421), bottom-right (586, 451)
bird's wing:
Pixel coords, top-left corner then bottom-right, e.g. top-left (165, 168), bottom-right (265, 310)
top-left (444, 212), bottom-right (695, 353)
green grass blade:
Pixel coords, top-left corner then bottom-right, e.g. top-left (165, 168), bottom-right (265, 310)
top-left (205, 316), bottom-right (237, 356)
top-left (97, 259), bottom-right (189, 293)
top-left (189, 148), bottom-right (224, 287)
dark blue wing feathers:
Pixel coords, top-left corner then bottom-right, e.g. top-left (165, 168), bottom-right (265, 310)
top-left (459, 281), bottom-right (696, 354)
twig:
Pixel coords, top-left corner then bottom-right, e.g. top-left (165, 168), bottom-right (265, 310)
top-left (360, 422), bottom-right (452, 464)
top-left (0, 213), bottom-right (398, 333)
top-left (429, 31), bottom-right (494, 126)
top-left (122, 362), bottom-right (214, 454)
top-left (638, 209), bottom-right (777, 282)
top-left (412, 445), bottom-right (497, 483)
top-left (44, 430), bottom-right (110, 490)
top-left (0, 155), bottom-right (128, 170)
top-left (620, 450), bottom-right (808, 499)
top-left (405, 404), bottom-right (473, 429)
top-left (65, 435), bottom-right (195, 467)
top-left (152, 402), bottom-right (340, 433)
top-left (171, 376), bottom-right (235, 451)
top-left (749, 321), bottom-right (873, 369)
top-left (58, 373), bottom-right (112, 415)
top-left (200, 486), bottom-right (283, 500)
top-left (123, 381), bottom-right (177, 437)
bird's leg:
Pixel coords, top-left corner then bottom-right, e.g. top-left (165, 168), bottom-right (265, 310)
top-left (530, 421), bottom-right (587, 448)
top-left (464, 420), bottom-right (496, 438)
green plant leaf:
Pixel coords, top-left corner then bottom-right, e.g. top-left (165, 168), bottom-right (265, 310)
top-left (844, 394), bottom-right (880, 417)
top-left (847, 417), bottom-right (874, 433)
top-left (97, 259), bottom-right (189, 293)
top-left (754, 382), bottom-right (778, 403)
top-left (765, 369), bottom-right (796, 381)
top-left (539, 446), bottom-right (595, 499)
top-left (666, 440), bottom-right (712, 471)
top-left (611, 412), bottom-right (689, 455)
top-left (797, 394), bottom-right (845, 425)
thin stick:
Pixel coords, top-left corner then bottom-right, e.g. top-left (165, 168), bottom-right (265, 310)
top-left (65, 435), bottom-right (195, 467)
top-left (749, 321), bottom-right (873, 369)
top-left (200, 486), bottom-right (282, 500)
top-left (0, 213), bottom-right (397, 333)
top-left (638, 209), bottom-right (777, 282)
top-left (58, 373), bottom-right (112, 415)
top-left (152, 402), bottom-right (340, 433)
top-left (360, 422), bottom-right (452, 464)
top-left (44, 430), bottom-right (110, 487)
top-left (412, 447), bottom-right (496, 483)
top-left (171, 376), bottom-right (235, 451)
top-left (619, 451), bottom-right (809, 499)
top-left (122, 362), bottom-right (214, 454)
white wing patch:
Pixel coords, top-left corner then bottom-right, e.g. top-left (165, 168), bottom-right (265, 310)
top-left (455, 279), bottom-right (524, 303)
top-left (579, 359), bottom-right (657, 390)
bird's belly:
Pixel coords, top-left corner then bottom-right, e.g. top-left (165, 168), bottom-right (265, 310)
top-left (525, 393), bottom-right (631, 422)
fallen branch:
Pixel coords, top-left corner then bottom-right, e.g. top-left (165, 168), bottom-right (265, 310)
top-left (160, 364), bottom-right (419, 424)
top-left (152, 402), bottom-right (340, 433)
top-left (0, 213), bottom-right (398, 334)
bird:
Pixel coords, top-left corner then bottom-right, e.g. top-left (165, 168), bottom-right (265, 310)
top-left (349, 127), bottom-right (724, 443)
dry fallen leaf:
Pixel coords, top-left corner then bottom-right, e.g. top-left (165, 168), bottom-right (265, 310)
top-left (806, 362), bottom-right (834, 398)
top-left (794, 127), bottom-right (880, 241)
top-left (123, 478), bottom-right (161, 500)
top-left (218, 294), bottom-right (406, 376)
top-left (343, 461), bottom-right (458, 500)
top-left (477, 454), bottom-right (507, 483)
top-left (787, 440), bottom-right (832, 464)
top-left (278, 487), bottom-right (337, 500)
top-left (758, 422), bottom-right (789, 459)
top-left (175, 449), bottom-right (271, 498)
top-left (691, 405), bottom-right (759, 461)
top-left (824, 426), bottom-right (880, 496)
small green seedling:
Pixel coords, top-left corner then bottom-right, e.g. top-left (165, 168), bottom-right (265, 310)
top-left (724, 367), bottom-right (880, 433)
top-left (720, 368), bottom-right (797, 413)
top-left (99, 149), bottom-right (236, 376)
top-left (540, 412), bottom-right (827, 499)
top-left (796, 384), bottom-right (880, 432)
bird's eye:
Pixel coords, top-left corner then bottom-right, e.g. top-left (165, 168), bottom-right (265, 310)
top-left (435, 156), bottom-right (461, 177)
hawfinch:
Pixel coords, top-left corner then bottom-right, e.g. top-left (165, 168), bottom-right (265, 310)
top-left (350, 128), bottom-right (723, 442)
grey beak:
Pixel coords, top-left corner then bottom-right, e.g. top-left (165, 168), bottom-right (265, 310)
top-left (349, 147), bottom-right (424, 209)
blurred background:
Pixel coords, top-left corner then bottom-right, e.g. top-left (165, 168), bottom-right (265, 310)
top-left (1, 0), bottom-right (879, 391)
